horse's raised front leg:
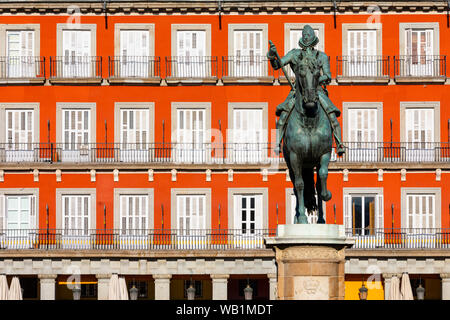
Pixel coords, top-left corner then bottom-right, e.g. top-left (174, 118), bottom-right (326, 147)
top-left (289, 152), bottom-right (308, 224)
top-left (318, 152), bottom-right (332, 202)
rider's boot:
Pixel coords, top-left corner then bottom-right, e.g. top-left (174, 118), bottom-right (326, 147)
top-left (330, 115), bottom-right (345, 156)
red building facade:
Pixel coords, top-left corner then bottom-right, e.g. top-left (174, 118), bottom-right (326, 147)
top-left (0, 0), bottom-right (448, 300)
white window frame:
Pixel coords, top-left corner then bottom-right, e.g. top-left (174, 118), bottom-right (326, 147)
top-left (56, 24), bottom-right (96, 57)
top-left (401, 187), bottom-right (441, 230)
top-left (285, 188), bottom-right (326, 225)
top-left (0, 188), bottom-right (39, 231)
top-left (114, 23), bottom-right (155, 78)
top-left (400, 101), bottom-right (440, 162)
top-left (342, 102), bottom-right (383, 162)
top-left (0, 24), bottom-right (40, 57)
top-left (171, 102), bottom-right (211, 163)
top-left (227, 102), bottom-right (268, 163)
top-left (228, 188), bottom-right (268, 230)
top-left (399, 23), bottom-right (439, 57)
top-left (343, 188), bottom-right (384, 233)
top-left (113, 188), bottom-right (154, 230)
top-left (170, 188), bottom-right (211, 230)
top-left (55, 188), bottom-right (96, 231)
top-left (228, 24), bottom-right (268, 77)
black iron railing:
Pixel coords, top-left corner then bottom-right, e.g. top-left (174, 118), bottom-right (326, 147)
top-left (165, 56), bottom-right (218, 79)
top-left (346, 228), bottom-right (450, 249)
top-left (222, 55), bottom-right (274, 78)
top-left (49, 56), bottom-right (102, 79)
top-left (0, 229), bottom-right (276, 250)
top-left (394, 55), bottom-right (446, 78)
top-left (108, 56), bottom-right (161, 79)
top-left (336, 55), bottom-right (389, 78)
top-left (0, 142), bottom-right (448, 164)
top-left (0, 56), bottom-right (45, 79)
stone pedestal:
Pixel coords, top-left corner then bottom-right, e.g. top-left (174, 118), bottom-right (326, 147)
top-left (265, 224), bottom-right (353, 300)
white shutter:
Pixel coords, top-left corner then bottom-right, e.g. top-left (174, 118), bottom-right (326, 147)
top-left (63, 109), bottom-right (90, 145)
top-left (343, 195), bottom-right (352, 230)
top-left (290, 193), bottom-right (296, 225)
top-left (405, 109), bottom-right (434, 143)
top-left (121, 30), bottom-right (130, 57)
top-left (0, 194), bottom-right (4, 230)
top-left (6, 110), bottom-right (34, 145)
top-left (348, 108), bottom-right (377, 143)
top-left (376, 194), bottom-right (384, 230)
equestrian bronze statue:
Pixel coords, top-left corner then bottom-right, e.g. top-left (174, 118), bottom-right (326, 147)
top-left (267, 25), bottom-right (345, 224)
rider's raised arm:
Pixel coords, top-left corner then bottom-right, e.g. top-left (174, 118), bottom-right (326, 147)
top-left (267, 48), bottom-right (295, 70)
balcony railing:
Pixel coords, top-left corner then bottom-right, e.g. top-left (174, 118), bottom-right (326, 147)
top-left (336, 142), bottom-right (450, 163)
top-left (49, 56), bottom-right (102, 80)
top-left (394, 55), bottom-right (446, 79)
top-left (222, 55), bottom-right (274, 81)
top-left (165, 56), bottom-right (218, 82)
top-left (0, 56), bottom-right (45, 80)
top-left (336, 55), bottom-right (389, 81)
top-left (347, 228), bottom-right (450, 249)
top-left (0, 142), bottom-right (448, 164)
top-left (0, 229), bottom-right (276, 250)
top-left (108, 56), bottom-right (161, 81)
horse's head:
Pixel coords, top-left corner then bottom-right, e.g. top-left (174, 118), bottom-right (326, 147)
top-left (297, 49), bottom-right (321, 111)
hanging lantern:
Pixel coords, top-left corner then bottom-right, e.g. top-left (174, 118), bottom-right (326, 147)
top-left (72, 285), bottom-right (81, 300)
top-left (129, 284), bottom-right (139, 300)
top-left (186, 282), bottom-right (196, 300)
top-left (244, 283), bottom-right (253, 300)
top-left (416, 283), bottom-right (425, 300)
top-left (358, 283), bottom-right (368, 300)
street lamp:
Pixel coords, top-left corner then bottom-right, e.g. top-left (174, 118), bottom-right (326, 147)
top-left (244, 282), bottom-right (253, 300)
top-left (358, 283), bottom-right (368, 300)
top-left (129, 283), bottom-right (139, 301)
top-left (416, 283), bottom-right (425, 300)
top-left (72, 285), bottom-right (81, 300)
top-left (186, 279), bottom-right (196, 300)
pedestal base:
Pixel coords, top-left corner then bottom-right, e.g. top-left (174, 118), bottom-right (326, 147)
top-left (265, 224), bottom-right (354, 300)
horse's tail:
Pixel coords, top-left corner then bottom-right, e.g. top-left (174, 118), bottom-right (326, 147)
top-left (302, 168), bottom-right (317, 214)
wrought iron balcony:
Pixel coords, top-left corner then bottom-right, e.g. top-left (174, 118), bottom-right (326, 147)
top-left (346, 228), bottom-right (450, 250)
top-left (0, 56), bottom-right (45, 83)
top-left (336, 55), bottom-right (390, 83)
top-left (394, 55), bottom-right (446, 82)
top-left (222, 55), bottom-right (275, 83)
top-left (108, 56), bottom-right (161, 84)
top-left (0, 228), bottom-right (276, 250)
top-left (165, 56), bottom-right (218, 84)
top-left (0, 142), bottom-right (448, 165)
top-left (49, 56), bottom-right (102, 83)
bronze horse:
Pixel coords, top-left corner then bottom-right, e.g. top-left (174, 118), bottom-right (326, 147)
top-left (283, 49), bottom-right (333, 224)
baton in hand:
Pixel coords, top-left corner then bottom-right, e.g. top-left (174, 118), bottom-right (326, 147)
top-left (268, 40), bottom-right (295, 91)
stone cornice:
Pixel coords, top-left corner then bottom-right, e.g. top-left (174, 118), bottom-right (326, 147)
top-left (0, 1), bottom-right (446, 15)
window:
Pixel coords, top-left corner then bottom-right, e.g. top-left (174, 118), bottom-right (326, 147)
top-left (399, 23), bottom-right (440, 77)
top-left (6, 30), bottom-right (35, 77)
top-left (56, 24), bottom-right (96, 79)
top-left (172, 102), bottom-right (211, 163)
top-left (0, 188), bottom-right (39, 249)
top-left (342, 24), bottom-right (382, 77)
top-left (56, 103), bottom-right (96, 162)
top-left (234, 194), bottom-right (263, 234)
top-left (62, 30), bottom-right (91, 77)
top-left (128, 280), bottom-right (148, 299)
top-left (0, 24), bottom-right (40, 79)
top-left (228, 103), bottom-right (267, 164)
top-left (6, 109), bottom-right (34, 160)
top-left (120, 30), bottom-right (150, 77)
top-left (228, 24), bottom-right (268, 77)
top-left (80, 284), bottom-right (97, 298)
top-left (171, 188), bottom-right (211, 248)
top-left (62, 195), bottom-right (90, 233)
top-left (56, 189), bottom-right (96, 249)
top-left (121, 109), bottom-right (149, 147)
top-left (343, 102), bottom-right (383, 161)
top-left (401, 188), bottom-right (441, 231)
top-left (171, 25), bottom-right (211, 79)
top-left (0, 103), bottom-right (39, 162)
top-left (119, 195), bottom-right (148, 231)
top-left (343, 188), bottom-right (383, 235)
top-left (400, 102), bottom-right (439, 162)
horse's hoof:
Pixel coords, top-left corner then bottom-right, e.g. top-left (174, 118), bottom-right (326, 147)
top-left (321, 190), bottom-right (332, 201)
top-left (317, 217), bottom-right (326, 224)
